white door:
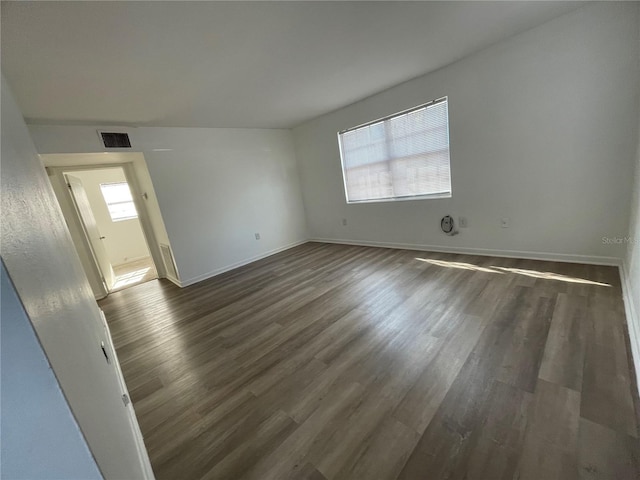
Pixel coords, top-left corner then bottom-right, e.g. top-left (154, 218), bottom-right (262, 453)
top-left (65, 174), bottom-right (115, 291)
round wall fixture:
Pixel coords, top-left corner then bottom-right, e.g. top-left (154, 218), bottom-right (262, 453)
top-left (441, 215), bottom-right (458, 236)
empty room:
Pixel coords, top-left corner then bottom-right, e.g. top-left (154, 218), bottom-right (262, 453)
top-left (1, 1), bottom-right (640, 479)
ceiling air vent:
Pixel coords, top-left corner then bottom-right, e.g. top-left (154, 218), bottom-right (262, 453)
top-left (99, 131), bottom-right (131, 149)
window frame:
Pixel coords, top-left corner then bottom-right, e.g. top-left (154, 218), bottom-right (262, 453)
top-left (337, 96), bottom-right (452, 204)
top-left (99, 181), bottom-right (138, 222)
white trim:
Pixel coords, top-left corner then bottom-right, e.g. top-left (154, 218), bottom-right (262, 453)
top-left (346, 191), bottom-right (452, 205)
top-left (309, 237), bottom-right (621, 266)
top-left (178, 239), bottom-right (308, 287)
top-left (620, 262), bottom-right (640, 398)
top-left (165, 274), bottom-right (181, 288)
top-left (122, 163), bottom-right (168, 280)
top-left (111, 255), bottom-right (153, 268)
top-left (98, 310), bottom-right (155, 480)
top-left (159, 243), bottom-right (180, 283)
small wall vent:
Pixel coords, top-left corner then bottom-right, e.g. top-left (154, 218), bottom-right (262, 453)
top-left (160, 244), bottom-right (179, 281)
top-left (99, 131), bottom-right (131, 149)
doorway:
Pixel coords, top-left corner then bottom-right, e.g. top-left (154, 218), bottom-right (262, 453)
top-left (60, 167), bottom-right (158, 293)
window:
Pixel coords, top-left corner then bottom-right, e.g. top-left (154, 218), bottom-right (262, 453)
top-left (100, 182), bottom-right (138, 221)
top-left (338, 97), bottom-right (451, 203)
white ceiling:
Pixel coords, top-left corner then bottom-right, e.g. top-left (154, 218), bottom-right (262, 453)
top-left (2, 1), bottom-right (581, 129)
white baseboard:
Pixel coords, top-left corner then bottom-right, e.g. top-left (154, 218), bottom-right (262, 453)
top-left (620, 263), bottom-right (640, 398)
top-left (178, 239), bottom-right (308, 288)
top-left (164, 274), bottom-right (181, 288)
top-left (111, 255), bottom-right (152, 268)
top-left (309, 237), bottom-right (621, 266)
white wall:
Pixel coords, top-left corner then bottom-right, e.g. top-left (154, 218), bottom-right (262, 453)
top-left (71, 168), bottom-right (150, 266)
top-left (1, 75), bottom-right (151, 479)
top-left (1, 263), bottom-right (102, 480)
top-left (293, 2), bottom-right (639, 264)
top-left (624, 80), bottom-right (640, 385)
top-left (29, 126), bottom-right (308, 285)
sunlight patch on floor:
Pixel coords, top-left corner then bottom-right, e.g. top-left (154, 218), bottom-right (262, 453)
top-left (112, 267), bottom-right (151, 289)
top-left (491, 266), bottom-right (611, 286)
top-left (415, 258), bottom-right (610, 287)
top-left (415, 258), bottom-right (503, 274)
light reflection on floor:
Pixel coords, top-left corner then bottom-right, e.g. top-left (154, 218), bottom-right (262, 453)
top-left (110, 256), bottom-right (158, 292)
top-left (415, 257), bottom-right (611, 287)
top-left (112, 267), bottom-right (151, 289)
top-left (416, 258), bottom-right (502, 274)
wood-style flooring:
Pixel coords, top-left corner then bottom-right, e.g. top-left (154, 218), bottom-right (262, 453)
top-left (99, 242), bottom-right (640, 480)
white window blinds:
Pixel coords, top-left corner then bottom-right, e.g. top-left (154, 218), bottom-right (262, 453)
top-left (338, 97), bottom-right (451, 203)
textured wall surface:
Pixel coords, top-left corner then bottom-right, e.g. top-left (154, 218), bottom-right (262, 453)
top-left (1, 74), bottom-right (149, 479)
top-left (1, 263), bottom-right (102, 479)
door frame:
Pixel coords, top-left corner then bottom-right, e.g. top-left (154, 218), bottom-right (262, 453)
top-left (48, 162), bottom-right (167, 298)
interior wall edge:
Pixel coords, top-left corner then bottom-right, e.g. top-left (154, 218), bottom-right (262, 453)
top-left (620, 262), bottom-right (640, 397)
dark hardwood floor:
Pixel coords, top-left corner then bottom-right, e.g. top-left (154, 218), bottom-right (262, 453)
top-left (99, 242), bottom-right (640, 480)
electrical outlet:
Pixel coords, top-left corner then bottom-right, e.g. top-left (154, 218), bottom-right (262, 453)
top-left (255, 233), bottom-right (261, 240)
top-left (458, 216), bottom-right (468, 228)
top-left (501, 217), bottom-right (509, 228)
top-left (342, 218), bottom-right (347, 226)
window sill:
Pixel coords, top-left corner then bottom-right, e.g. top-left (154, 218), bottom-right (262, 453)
top-left (346, 192), bottom-right (452, 204)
